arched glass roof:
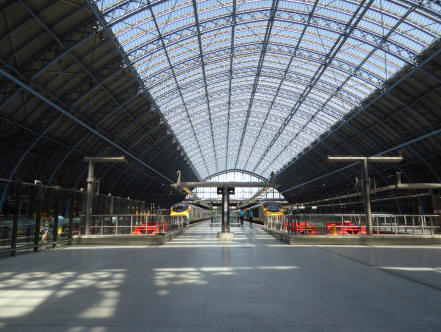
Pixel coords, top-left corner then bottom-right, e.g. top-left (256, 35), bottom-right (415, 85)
top-left (190, 170), bottom-right (285, 200)
top-left (93, 0), bottom-right (441, 179)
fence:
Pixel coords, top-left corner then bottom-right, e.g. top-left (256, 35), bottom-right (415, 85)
top-left (78, 214), bottom-right (187, 235)
top-left (0, 178), bottom-right (147, 257)
top-left (371, 214), bottom-right (440, 235)
top-left (264, 213), bottom-right (441, 236)
top-left (210, 211), bottom-right (240, 225)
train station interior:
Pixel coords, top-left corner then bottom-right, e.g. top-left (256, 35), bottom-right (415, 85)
top-left (1, 0), bottom-right (441, 330)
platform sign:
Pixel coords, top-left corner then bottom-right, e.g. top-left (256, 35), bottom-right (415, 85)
top-left (217, 187), bottom-right (235, 195)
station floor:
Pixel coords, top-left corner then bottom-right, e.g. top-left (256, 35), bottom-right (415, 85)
top-left (1, 221), bottom-right (441, 331)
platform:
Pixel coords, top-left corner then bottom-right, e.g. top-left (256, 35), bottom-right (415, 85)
top-left (265, 228), bottom-right (441, 245)
top-left (1, 221), bottom-right (441, 331)
top-left (72, 230), bottom-right (183, 245)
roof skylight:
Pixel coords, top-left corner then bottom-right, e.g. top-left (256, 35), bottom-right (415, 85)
top-left (93, 0), bottom-right (441, 179)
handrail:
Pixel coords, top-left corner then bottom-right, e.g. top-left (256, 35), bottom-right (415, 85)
top-left (288, 213), bottom-right (439, 217)
top-left (0, 239), bottom-right (72, 254)
top-left (263, 213), bottom-right (440, 236)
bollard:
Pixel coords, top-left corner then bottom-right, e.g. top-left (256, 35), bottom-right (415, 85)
top-left (332, 224), bottom-right (338, 236)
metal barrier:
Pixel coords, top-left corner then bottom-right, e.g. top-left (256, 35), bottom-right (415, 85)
top-left (265, 213), bottom-right (441, 236)
top-left (0, 214), bottom-right (73, 256)
top-left (264, 215), bottom-right (286, 232)
top-left (372, 214), bottom-right (439, 236)
top-left (77, 214), bottom-right (187, 235)
top-left (210, 212), bottom-right (239, 226)
top-left (0, 178), bottom-right (149, 257)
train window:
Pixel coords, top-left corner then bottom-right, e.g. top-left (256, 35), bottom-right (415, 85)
top-left (263, 202), bottom-right (281, 212)
top-left (173, 203), bottom-right (189, 212)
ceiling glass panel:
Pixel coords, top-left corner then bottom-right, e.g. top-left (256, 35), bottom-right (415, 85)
top-left (94, 0), bottom-right (441, 179)
top-left (190, 170), bottom-right (285, 200)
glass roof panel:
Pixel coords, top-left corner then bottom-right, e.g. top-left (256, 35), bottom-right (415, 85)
top-left (188, 170), bottom-right (285, 200)
top-left (94, 0), bottom-right (441, 179)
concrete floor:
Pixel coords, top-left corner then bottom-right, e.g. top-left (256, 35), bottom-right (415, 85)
top-left (1, 221), bottom-right (441, 331)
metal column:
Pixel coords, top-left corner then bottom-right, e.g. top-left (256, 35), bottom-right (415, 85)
top-left (33, 184), bottom-right (42, 252)
top-left (361, 159), bottom-right (373, 235)
top-left (221, 187), bottom-right (230, 233)
top-left (328, 155), bottom-right (402, 236)
top-left (52, 187), bottom-right (60, 248)
top-left (10, 181), bottom-right (21, 257)
top-left (84, 156), bottom-right (126, 236)
top-left (85, 160), bottom-right (94, 236)
top-left (68, 191), bottom-right (74, 243)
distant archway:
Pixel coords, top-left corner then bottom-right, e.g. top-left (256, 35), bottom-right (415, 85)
top-left (192, 170), bottom-right (284, 201)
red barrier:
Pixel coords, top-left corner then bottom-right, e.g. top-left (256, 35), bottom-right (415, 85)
top-left (282, 220), bottom-right (365, 235)
top-left (132, 222), bottom-right (161, 235)
top-left (132, 226), bottom-right (143, 235)
top-left (326, 221), bottom-right (366, 235)
top-left (283, 222), bottom-right (320, 235)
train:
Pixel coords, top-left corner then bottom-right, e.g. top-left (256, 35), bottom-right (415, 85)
top-left (131, 202), bottom-right (211, 235)
top-left (170, 202), bottom-right (211, 224)
top-left (242, 202), bottom-right (285, 225)
top-left (242, 202), bottom-right (365, 235)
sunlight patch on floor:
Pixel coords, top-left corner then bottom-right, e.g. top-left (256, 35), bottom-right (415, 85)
top-left (0, 269), bottom-right (126, 319)
top-left (78, 290), bottom-right (120, 318)
top-left (0, 290), bottom-right (54, 318)
top-left (153, 266), bottom-right (298, 289)
top-left (378, 266), bottom-right (441, 273)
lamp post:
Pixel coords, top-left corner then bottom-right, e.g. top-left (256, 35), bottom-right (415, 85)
top-left (328, 155), bottom-right (402, 235)
top-left (83, 156), bottom-right (126, 235)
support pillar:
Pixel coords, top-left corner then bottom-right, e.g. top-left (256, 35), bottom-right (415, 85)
top-left (361, 159), bottom-right (373, 235)
top-left (85, 160), bottom-right (94, 236)
top-left (33, 184), bottom-right (42, 252)
top-left (83, 156), bottom-right (126, 235)
top-left (218, 187), bottom-right (234, 240)
top-left (328, 155), bottom-right (402, 236)
top-left (221, 186), bottom-right (230, 233)
top-left (10, 181), bottom-right (21, 257)
top-left (52, 187), bottom-right (60, 248)
top-left (68, 191), bottom-right (74, 243)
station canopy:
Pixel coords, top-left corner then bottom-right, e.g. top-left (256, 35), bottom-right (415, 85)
top-left (93, 0), bottom-right (441, 180)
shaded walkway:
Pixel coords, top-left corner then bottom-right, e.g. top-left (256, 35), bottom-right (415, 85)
top-left (1, 221), bottom-right (441, 331)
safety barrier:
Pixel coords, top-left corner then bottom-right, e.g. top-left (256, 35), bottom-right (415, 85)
top-left (210, 212), bottom-right (240, 226)
top-left (78, 214), bottom-right (187, 235)
top-left (0, 178), bottom-right (148, 257)
top-left (264, 213), bottom-right (440, 236)
top-left (371, 214), bottom-right (439, 235)
top-left (264, 215), bottom-right (286, 231)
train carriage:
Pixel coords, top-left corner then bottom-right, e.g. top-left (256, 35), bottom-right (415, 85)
top-left (170, 202), bottom-right (211, 225)
top-left (244, 202), bottom-right (285, 227)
